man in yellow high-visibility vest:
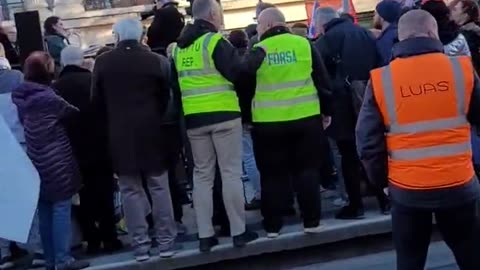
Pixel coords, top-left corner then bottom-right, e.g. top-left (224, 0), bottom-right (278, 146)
top-left (247, 7), bottom-right (333, 238)
top-left (171, 0), bottom-right (264, 252)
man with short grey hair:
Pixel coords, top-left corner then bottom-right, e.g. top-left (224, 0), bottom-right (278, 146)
top-left (172, 0), bottom-right (263, 252)
top-left (314, 7), bottom-right (339, 35)
top-left (248, 1), bottom-right (276, 49)
top-left (313, 5), bottom-right (389, 220)
top-left (60, 46), bottom-right (83, 67)
top-left (92, 18), bottom-right (177, 262)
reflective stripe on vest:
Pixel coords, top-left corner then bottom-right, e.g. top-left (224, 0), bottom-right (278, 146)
top-left (254, 93), bottom-right (318, 108)
top-left (252, 34), bottom-right (320, 123)
top-left (181, 84), bottom-right (235, 97)
top-left (381, 57), bottom-right (468, 160)
top-left (389, 141), bottom-right (471, 161)
top-left (174, 32), bottom-right (239, 115)
top-left (255, 78), bottom-right (314, 92)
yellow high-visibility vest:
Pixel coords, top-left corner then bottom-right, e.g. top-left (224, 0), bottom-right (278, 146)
top-left (253, 33), bottom-right (320, 123)
top-left (174, 32), bottom-right (240, 116)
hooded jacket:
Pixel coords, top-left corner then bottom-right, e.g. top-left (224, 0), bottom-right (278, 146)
top-left (171, 20), bottom-right (265, 129)
top-left (12, 81), bottom-right (81, 202)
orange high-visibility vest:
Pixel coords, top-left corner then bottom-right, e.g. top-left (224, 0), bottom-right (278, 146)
top-left (370, 53), bottom-right (475, 190)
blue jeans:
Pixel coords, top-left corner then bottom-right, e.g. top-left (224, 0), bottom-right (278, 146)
top-left (242, 129), bottom-right (261, 202)
top-left (38, 199), bottom-right (73, 268)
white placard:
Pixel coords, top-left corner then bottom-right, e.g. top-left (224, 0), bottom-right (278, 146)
top-left (0, 116), bottom-right (39, 243)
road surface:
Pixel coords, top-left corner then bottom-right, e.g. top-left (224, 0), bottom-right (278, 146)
top-left (186, 234), bottom-right (457, 270)
top-left (290, 241), bottom-right (456, 270)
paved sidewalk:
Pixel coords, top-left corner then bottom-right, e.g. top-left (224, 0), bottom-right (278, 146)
top-left (85, 209), bottom-right (391, 270)
top-left (21, 194), bottom-right (390, 270)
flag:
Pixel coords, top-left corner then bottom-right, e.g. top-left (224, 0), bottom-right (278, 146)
top-left (307, 0), bottom-right (319, 39)
top-left (345, 0), bottom-right (358, 23)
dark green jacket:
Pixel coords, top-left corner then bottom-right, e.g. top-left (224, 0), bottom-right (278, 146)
top-left (45, 34), bottom-right (67, 65)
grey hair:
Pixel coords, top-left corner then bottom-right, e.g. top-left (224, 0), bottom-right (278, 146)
top-left (61, 45), bottom-right (84, 67)
top-left (112, 18), bottom-right (143, 42)
top-left (192, 0), bottom-right (218, 20)
top-left (398, 10), bottom-right (438, 41)
top-left (314, 7), bottom-right (339, 27)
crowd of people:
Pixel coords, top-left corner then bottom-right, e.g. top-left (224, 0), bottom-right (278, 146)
top-left (1, 0), bottom-right (480, 269)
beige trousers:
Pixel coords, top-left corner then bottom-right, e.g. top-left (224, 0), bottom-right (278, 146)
top-left (187, 118), bottom-right (246, 238)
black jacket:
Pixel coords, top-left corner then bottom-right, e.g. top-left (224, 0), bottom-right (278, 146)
top-left (461, 22), bottom-right (480, 73)
top-left (314, 18), bottom-right (381, 141)
top-left (147, 2), bottom-right (185, 55)
top-left (53, 65), bottom-right (112, 178)
top-left (0, 32), bottom-right (18, 64)
top-left (233, 46), bottom-right (255, 123)
top-left (171, 20), bottom-right (265, 129)
top-left (356, 37), bottom-right (480, 208)
top-left (240, 26), bottom-right (333, 122)
top-left (91, 40), bottom-right (171, 175)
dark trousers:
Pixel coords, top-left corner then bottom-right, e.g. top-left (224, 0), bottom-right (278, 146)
top-left (253, 117), bottom-right (323, 233)
top-left (392, 200), bottom-right (480, 270)
top-left (336, 140), bottom-right (387, 209)
top-left (79, 168), bottom-right (117, 246)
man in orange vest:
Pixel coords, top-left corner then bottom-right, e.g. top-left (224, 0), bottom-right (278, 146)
top-left (357, 10), bottom-right (480, 270)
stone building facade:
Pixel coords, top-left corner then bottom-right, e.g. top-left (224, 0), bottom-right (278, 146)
top-left (0, 0), bottom-right (377, 48)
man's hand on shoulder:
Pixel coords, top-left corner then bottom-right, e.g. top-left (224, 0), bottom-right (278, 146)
top-left (255, 44), bottom-right (267, 54)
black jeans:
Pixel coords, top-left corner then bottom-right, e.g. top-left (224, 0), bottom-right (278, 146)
top-left (392, 200), bottom-right (480, 270)
top-left (252, 117), bottom-right (324, 233)
top-left (336, 140), bottom-right (387, 210)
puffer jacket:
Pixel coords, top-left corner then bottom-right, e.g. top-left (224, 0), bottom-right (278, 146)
top-left (12, 82), bottom-right (81, 202)
top-left (444, 33), bottom-right (471, 56)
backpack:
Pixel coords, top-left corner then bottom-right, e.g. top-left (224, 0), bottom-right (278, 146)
top-left (323, 33), bottom-right (368, 119)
